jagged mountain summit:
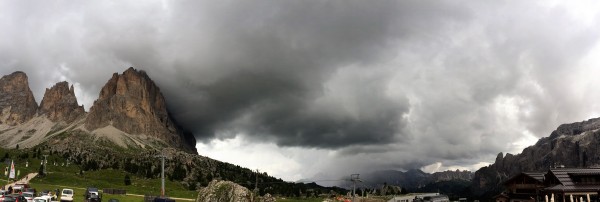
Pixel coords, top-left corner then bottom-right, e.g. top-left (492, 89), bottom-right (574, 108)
top-left (471, 117), bottom-right (600, 198)
top-left (0, 68), bottom-right (196, 154)
top-left (39, 81), bottom-right (85, 123)
top-left (0, 68), bottom-right (343, 194)
top-left (0, 71), bottom-right (38, 126)
top-left (85, 67), bottom-right (196, 152)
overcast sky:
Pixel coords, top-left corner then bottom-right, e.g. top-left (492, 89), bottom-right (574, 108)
top-left (2, 0), bottom-right (600, 183)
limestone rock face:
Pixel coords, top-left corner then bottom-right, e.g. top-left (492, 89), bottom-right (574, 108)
top-left (0, 71), bottom-right (38, 125)
top-left (85, 67), bottom-right (196, 153)
top-left (471, 117), bottom-right (600, 198)
top-left (196, 180), bottom-right (253, 202)
top-left (39, 81), bottom-right (85, 123)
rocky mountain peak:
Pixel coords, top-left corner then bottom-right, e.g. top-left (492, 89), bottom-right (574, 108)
top-left (471, 117), bottom-right (600, 198)
top-left (85, 67), bottom-right (196, 153)
top-left (39, 81), bottom-right (85, 123)
top-left (0, 71), bottom-right (38, 125)
top-left (548, 117), bottom-right (600, 139)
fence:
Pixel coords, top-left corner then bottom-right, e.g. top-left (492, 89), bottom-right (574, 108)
top-left (102, 188), bottom-right (126, 195)
top-left (144, 195), bottom-right (174, 202)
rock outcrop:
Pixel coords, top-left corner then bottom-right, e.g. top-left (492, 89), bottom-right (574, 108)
top-left (85, 67), bottom-right (196, 153)
top-left (39, 81), bottom-right (85, 123)
top-left (471, 117), bottom-right (600, 198)
top-left (0, 71), bottom-right (38, 125)
top-left (196, 180), bottom-right (253, 202)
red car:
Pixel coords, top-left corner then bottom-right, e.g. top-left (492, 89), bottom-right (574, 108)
top-left (0, 190), bottom-right (9, 202)
top-left (4, 194), bottom-right (27, 202)
top-left (11, 184), bottom-right (29, 194)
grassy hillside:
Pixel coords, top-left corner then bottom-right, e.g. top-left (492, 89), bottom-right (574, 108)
top-left (0, 142), bottom-right (347, 201)
top-left (0, 147), bottom-right (197, 199)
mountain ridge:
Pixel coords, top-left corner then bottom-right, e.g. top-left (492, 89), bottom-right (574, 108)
top-left (0, 68), bottom-right (196, 153)
top-left (471, 117), bottom-right (600, 199)
top-left (321, 168), bottom-right (473, 190)
top-left (0, 68), bottom-right (347, 196)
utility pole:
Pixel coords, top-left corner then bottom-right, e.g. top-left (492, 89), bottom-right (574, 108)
top-left (156, 152), bottom-right (167, 198)
top-left (43, 155), bottom-right (48, 175)
top-left (255, 169), bottom-right (259, 191)
top-left (351, 174), bottom-right (362, 202)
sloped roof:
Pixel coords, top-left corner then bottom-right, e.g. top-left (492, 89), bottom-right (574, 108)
top-left (504, 172), bottom-right (545, 185)
top-left (524, 172), bottom-right (545, 182)
top-left (545, 168), bottom-right (600, 192)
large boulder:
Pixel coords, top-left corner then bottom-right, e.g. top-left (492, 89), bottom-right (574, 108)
top-left (196, 180), bottom-right (254, 202)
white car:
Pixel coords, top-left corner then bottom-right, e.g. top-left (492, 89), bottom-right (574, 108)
top-left (22, 192), bottom-right (35, 202)
top-left (33, 196), bottom-right (52, 202)
top-left (60, 189), bottom-right (74, 202)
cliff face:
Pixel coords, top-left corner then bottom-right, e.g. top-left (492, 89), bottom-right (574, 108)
top-left (471, 117), bottom-right (600, 198)
top-left (39, 81), bottom-right (85, 123)
top-left (85, 67), bottom-right (196, 153)
top-left (0, 71), bottom-right (38, 125)
top-left (0, 68), bottom-right (196, 153)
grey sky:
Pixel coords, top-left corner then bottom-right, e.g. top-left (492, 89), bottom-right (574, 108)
top-left (2, 0), bottom-right (600, 181)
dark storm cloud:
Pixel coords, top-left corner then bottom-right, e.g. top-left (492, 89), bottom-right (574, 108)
top-left (0, 0), bottom-right (472, 148)
top-left (144, 0), bottom-right (470, 148)
top-left (2, 0), bottom-right (600, 178)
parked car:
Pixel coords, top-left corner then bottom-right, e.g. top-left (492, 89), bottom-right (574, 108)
top-left (22, 189), bottom-right (35, 196)
top-left (37, 191), bottom-right (55, 201)
top-left (13, 184), bottom-right (29, 193)
top-left (32, 196), bottom-right (51, 202)
top-left (6, 194), bottom-right (27, 202)
top-left (11, 184), bottom-right (28, 194)
top-left (152, 198), bottom-right (175, 202)
top-left (21, 192), bottom-right (34, 202)
top-left (59, 189), bottom-right (73, 202)
top-left (0, 190), bottom-right (9, 202)
top-left (38, 191), bottom-right (49, 197)
top-left (1, 196), bottom-right (14, 202)
top-left (84, 188), bottom-right (100, 202)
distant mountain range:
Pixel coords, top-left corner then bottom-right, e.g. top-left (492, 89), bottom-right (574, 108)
top-left (360, 169), bottom-right (473, 190)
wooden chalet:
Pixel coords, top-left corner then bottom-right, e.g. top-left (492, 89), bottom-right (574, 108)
top-left (499, 168), bottom-right (600, 202)
top-left (544, 168), bottom-right (600, 202)
top-left (499, 172), bottom-right (545, 202)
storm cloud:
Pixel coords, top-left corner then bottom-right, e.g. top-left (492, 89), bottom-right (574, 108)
top-left (2, 0), bottom-right (600, 180)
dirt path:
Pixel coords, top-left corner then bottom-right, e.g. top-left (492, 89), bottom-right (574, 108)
top-left (3, 172), bottom-right (38, 188)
